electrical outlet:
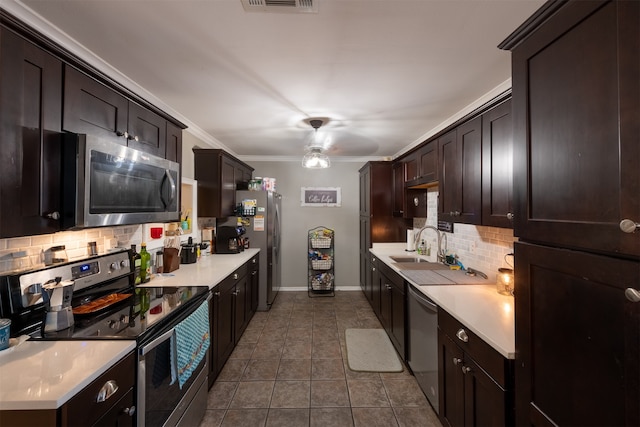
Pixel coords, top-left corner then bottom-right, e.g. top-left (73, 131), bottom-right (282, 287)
top-left (469, 240), bottom-right (476, 254)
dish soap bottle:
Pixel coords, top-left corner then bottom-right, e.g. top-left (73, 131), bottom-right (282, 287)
top-left (418, 239), bottom-right (427, 255)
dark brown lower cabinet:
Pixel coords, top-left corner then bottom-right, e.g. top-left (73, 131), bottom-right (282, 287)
top-left (0, 352), bottom-right (135, 427)
top-left (208, 259), bottom-right (257, 387)
top-left (514, 242), bottom-right (639, 427)
top-left (377, 261), bottom-right (406, 360)
top-left (439, 310), bottom-right (514, 427)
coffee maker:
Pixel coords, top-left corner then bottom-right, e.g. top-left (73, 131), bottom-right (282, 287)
top-left (216, 226), bottom-right (244, 254)
top-left (41, 277), bottom-right (75, 333)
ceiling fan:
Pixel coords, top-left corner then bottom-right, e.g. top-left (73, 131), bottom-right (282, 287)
top-left (302, 119), bottom-right (330, 169)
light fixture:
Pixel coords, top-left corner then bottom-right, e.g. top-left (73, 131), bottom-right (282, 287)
top-left (302, 119), bottom-right (330, 169)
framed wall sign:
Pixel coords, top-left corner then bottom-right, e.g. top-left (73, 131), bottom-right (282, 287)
top-left (301, 187), bottom-right (342, 207)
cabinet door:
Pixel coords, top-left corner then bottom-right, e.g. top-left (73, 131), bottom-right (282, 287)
top-left (439, 330), bottom-right (465, 427)
top-left (213, 279), bottom-right (235, 377)
top-left (220, 155), bottom-right (237, 217)
top-left (482, 99), bottom-right (513, 228)
top-left (418, 141), bottom-right (438, 183)
top-left (437, 129), bottom-right (458, 223)
top-left (127, 103), bottom-right (167, 158)
top-left (392, 161), bottom-right (405, 217)
top-left (371, 257), bottom-right (382, 318)
top-left (234, 276), bottom-right (249, 341)
top-left (514, 242), bottom-right (639, 427)
top-left (63, 65), bottom-right (128, 144)
top-left (456, 117), bottom-right (482, 225)
top-left (166, 122), bottom-right (182, 163)
top-left (463, 357), bottom-right (509, 427)
top-left (403, 153), bottom-right (418, 182)
top-left (511, 0), bottom-right (639, 257)
top-left (389, 281), bottom-right (406, 360)
top-left (359, 164), bottom-right (370, 216)
top-left (379, 271), bottom-right (392, 333)
top-left (0, 30), bottom-right (63, 238)
top-left (250, 258), bottom-right (259, 313)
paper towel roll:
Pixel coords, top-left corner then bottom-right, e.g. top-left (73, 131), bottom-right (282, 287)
top-left (406, 229), bottom-right (415, 251)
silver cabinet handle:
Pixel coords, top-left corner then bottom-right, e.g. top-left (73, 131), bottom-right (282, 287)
top-left (372, 267), bottom-right (376, 272)
top-left (506, 212), bottom-right (514, 220)
top-left (452, 357), bottom-right (462, 366)
top-left (233, 273), bottom-right (239, 280)
top-left (620, 219), bottom-right (640, 233)
top-left (461, 366), bottom-right (472, 374)
top-left (127, 134), bottom-right (139, 142)
top-left (625, 288), bottom-right (640, 303)
top-left (123, 406), bottom-right (136, 416)
top-left (116, 131), bottom-right (128, 139)
top-left (96, 380), bottom-right (118, 403)
top-left (45, 211), bottom-right (60, 220)
top-left (214, 291), bottom-right (220, 296)
top-left (456, 328), bottom-right (469, 343)
top-left (372, 257), bottom-right (376, 262)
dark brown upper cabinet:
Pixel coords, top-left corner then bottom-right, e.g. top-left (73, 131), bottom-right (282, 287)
top-left (193, 149), bottom-right (254, 218)
top-left (503, 0), bottom-right (639, 258)
top-left (438, 117), bottom-right (482, 225)
top-left (0, 28), bottom-right (63, 238)
top-left (404, 141), bottom-right (439, 189)
top-left (64, 66), bottom-right (174, 159)
top-left (481, 99), bottom-right (513, 228)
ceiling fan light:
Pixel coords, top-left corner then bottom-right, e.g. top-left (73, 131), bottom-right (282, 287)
top-left (302, 149), bottom-right (330, 169)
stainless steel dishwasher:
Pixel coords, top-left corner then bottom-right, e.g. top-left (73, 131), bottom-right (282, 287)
top-left (407, 284), bottom-right (439, 414)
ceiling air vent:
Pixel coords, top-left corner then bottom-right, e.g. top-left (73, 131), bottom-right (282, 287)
top-left (241, 0), bottom-right (318, 13)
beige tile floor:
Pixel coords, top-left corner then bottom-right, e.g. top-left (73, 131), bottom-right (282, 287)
top-left (199, 291), bottom-right (442, 427)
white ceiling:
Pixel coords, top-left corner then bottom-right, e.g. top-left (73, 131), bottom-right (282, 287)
top-left (5, 0), bottom-right (544, 161)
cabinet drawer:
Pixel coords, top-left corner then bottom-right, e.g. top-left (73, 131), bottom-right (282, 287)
top-left (61, 352), bottom-right (135, 426)
top-left (438, 309), bottom-right (511, 388)
top-left (377, 261), bottom-right (404, 290)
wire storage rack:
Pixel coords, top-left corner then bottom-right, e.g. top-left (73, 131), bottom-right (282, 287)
top-left (308, 226), bottom-right (334, 297)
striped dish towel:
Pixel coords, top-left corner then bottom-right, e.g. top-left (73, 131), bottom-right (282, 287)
top-left (170, 301), bottom-right (210, 389)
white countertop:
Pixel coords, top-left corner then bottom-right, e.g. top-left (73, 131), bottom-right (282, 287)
top-left (371, 243), bottom-right (515, 359)
top-left (0, 249), bottom-right (259, 411)
top-left (138, 248), bottom-right (259, 289)
top-left (0, 340), bottom-right (135, 410)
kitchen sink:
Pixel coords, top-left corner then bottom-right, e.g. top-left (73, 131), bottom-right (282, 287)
top-left (389, 256), bottom-right (449, 270)
top-left (389, 256), bottom-right (430, 263)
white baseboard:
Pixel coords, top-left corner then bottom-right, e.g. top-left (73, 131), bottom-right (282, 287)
top-left (277, 286), bottom-right (362, 292)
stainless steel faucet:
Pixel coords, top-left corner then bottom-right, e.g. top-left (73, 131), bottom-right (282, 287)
top-left (414, 225), bottom-right (447, 263)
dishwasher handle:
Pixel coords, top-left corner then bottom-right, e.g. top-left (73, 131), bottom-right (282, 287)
top-left (408, 285), bottom-right (438, 313)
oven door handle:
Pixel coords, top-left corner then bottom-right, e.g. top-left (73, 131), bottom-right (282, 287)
top-left (140, 328), bottom-right (174, 356)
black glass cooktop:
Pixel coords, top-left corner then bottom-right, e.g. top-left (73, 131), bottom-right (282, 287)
top-left (33, 285), bottom-right (209, 342)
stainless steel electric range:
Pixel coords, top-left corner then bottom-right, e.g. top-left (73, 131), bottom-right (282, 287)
top-left (0, 250), bottom-right (211, 426)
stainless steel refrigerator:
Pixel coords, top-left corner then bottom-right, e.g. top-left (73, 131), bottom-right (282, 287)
top-left (221, 191), bottom-right (281, 310)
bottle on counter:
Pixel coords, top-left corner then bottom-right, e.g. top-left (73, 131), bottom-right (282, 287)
top-left (131, 244), bottom-right (141, 285)
top-left (140, 243), bottom-right (151, 283)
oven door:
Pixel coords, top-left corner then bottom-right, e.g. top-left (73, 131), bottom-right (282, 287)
top-left (137, 298), bottom-right (210, 427)
top-left (62, 133), bottom-right (180, 229)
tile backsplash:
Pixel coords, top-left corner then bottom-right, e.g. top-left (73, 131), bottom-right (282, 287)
top-left (413, 189), bottom-right (516, 282)
top-left (0, 226), bottom-right (142, 274)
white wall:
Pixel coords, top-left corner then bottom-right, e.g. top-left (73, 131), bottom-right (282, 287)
top-left (249, 161), bottom-right (361, 290)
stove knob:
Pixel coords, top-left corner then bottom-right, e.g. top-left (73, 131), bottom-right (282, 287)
top-left (119, 314), bottom-right (129, 323)
top-left (108, 320), bottom-right (119, 329)
top-left (109, 262), bottom-right (119, 272)
top-left (120, 260), bottom-right (128, 268)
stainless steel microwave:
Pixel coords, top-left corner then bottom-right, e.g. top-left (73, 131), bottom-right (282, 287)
top-left (61, 133), bottom-right (180, 229)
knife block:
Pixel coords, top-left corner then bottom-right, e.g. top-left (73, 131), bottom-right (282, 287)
top-left (163, 248), bottom-right (180, 273)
